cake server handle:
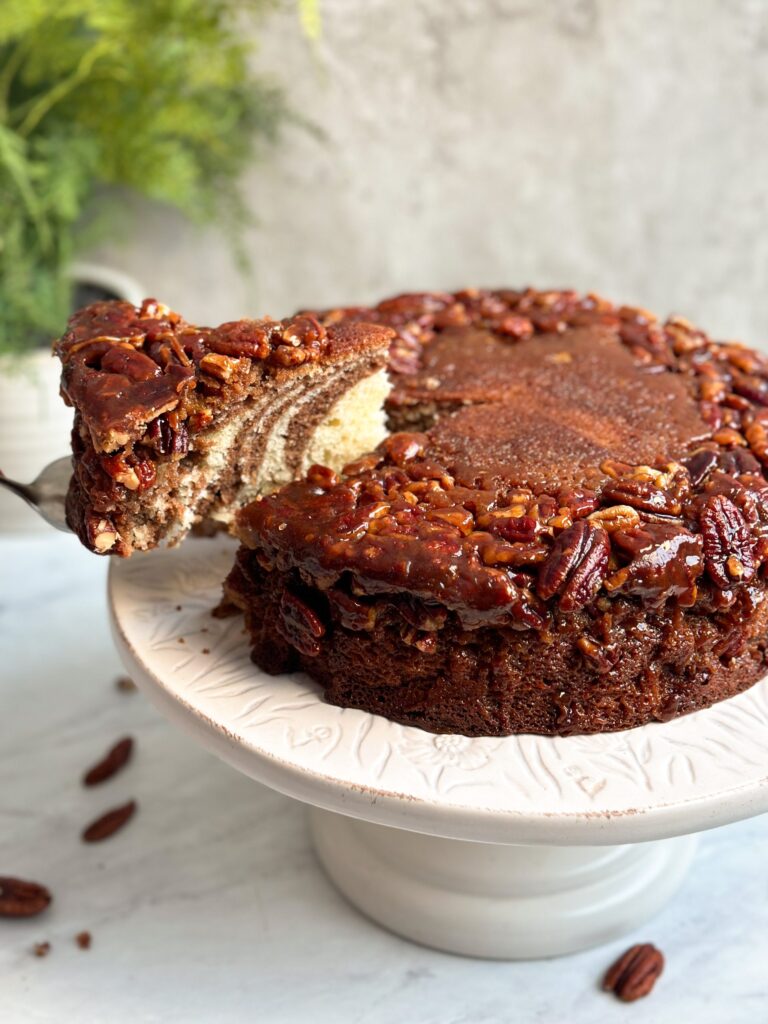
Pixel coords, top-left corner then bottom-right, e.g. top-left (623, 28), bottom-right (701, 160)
top-left (0, 457), bottom-right (73, 532)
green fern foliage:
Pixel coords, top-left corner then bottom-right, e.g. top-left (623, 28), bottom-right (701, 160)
top-left (0, 0), bottom-right (289, 353)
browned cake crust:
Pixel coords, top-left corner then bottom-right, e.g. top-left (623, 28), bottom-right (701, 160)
top-left (56, 299), bottom-right (392, 556)
top-left (227, 287), bottom-right (768, 737)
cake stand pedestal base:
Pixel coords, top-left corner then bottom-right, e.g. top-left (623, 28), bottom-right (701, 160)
top-left (310, 809), bottom-right (698, 959)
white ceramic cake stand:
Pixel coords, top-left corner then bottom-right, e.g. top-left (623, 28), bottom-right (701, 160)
top-left (109, 537), bottom-right (768, 960)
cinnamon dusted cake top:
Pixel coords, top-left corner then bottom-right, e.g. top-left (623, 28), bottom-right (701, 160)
top-left (237, 287), bottom-right (768, 629)
top-left (56, 299), bottom-right (393, 454)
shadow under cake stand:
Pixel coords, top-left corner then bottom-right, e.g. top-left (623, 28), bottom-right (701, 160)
top-left (109, 537), bottom-right (768, 960)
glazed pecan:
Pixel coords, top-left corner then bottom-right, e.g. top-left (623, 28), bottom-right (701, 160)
top-left (603, 943), bottom-right (664, 1002)
top-left (606, 523), bottom-right (703, 606)
top-left (145, 414), bottom-right (189, 456)
top-left (600, 475), bottom-right (684, 516)
top-left (681, 447), bottom-right (718, 487)
top-left (199, 351), bottom-right (241, 381)
top-left (587, 505), bottom-right (640, 533)
top-left (206, 319), bottom-right (272, 359)
top-left (745, 416), bottom-right (768, 465)
top-left (0, 877), bottom-right (52, 918)
top-left (536, 520), bottom-right (610, 612)
top-left (100, 345), bottom-right (160, 382)
top-left (488, 514), bottom-right (538, 543)
top-left (382, 430), bottom-right (430, 466)
top-left (699, 494), bottom-right (756, 587)
top-left (277, 591), bottom-right (326, 656)
top-left (327, 588), bottom-right (377, 631)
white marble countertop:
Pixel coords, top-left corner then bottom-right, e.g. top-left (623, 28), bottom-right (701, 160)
top-left (1, 532), bottom-right (766, 1023)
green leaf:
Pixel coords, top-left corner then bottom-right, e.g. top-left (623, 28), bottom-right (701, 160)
top-left (0, 0), bottom-right (291, 355)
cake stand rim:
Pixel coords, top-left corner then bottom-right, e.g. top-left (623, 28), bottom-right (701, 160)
top-left (108, 538), bottom-right (768, 846)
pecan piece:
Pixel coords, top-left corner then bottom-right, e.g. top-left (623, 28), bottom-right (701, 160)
top-left (606, 523), bottom-right (703, 606)
top-left (537, 520), bottom-right (610, 612)
top-left (86, 515), bottom-right (118, 554)
top-left (83, 736), bottom-right (134, 786)
top-left (0, 877), bottom-right (52, 918)
top-left (207, 320), bottom-right (272, 359)
top-left (600, 477), bottom-right (681, 515)
top-left (381, 433), bottom-right (429, 466)
top-left (489, 514), bottom-right (538, 543)
top-left (745, 418), bottom-right (768, 464)
top-left (603, 943), bottom-right (664, 1002)
top-left (681, 447), bottom-right (718, 487)
top-left (327, 589), bottom-right (377, 631)
top-left (82, 800), bottom-right (137, 843)
top-left (200, 351), bottom-right (241, 381)
top-left (277, 591), bottom-right (326, 656)
top-left (699, 494), bottom-right (756, 587)
top-left (100, 345), bottom-right (161, 381)
top-left (146, 414), bottom-right (189, 456)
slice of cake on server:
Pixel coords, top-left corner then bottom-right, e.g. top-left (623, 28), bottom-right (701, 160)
top-left (56, 299), bottom-right (392, 556)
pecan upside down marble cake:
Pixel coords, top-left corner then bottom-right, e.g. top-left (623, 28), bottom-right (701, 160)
top-left (224, 288), bottom-right (768, 736)
top-left (56, 300), bottom-right (392, 555)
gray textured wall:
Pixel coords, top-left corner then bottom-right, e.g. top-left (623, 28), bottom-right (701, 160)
top-left (93, 0), bottom-right (768, 345)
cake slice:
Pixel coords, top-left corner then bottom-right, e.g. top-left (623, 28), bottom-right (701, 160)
top-left (56, 299), bottom-right (392, 556)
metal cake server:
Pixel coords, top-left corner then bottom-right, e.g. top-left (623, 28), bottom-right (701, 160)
top-left (0, 457), bottom-right (72, 532)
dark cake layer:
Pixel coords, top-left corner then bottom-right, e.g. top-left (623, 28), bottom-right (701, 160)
top-left (228, 287), bottom-right (768, 736)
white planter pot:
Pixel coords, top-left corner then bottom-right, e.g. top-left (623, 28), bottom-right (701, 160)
top-left (0, 263), bottom-right (144, 534)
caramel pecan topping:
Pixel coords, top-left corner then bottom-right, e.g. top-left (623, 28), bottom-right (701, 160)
top-left (603, 943), bottom-right (665, 1002)
top-left (56, 299), bottom-right (392, 457)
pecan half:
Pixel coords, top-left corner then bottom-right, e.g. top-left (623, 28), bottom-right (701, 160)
top-left (0, 877), bottom-right (52, 918)
top-left (145, 414), bottom-right (189, 456)
top-left (681, 447), bottom-right (718, 487)
top-left (606, 523), bottom-right (703, 606)
top-left (82, 800), bottom-right (137, 843)
top-left (603, 943), bottom-right (664, 1002)
top-left (699, 494), bottom-right (756, 587)
top-left (537, 520), bottom-right (610, 612)
top-left (199, 351), bottom-right (241, 381)
top-left (277, 591), bottom-right (326, 656)
top-left (587, 505), bottom-right (640, 532)
top-left (83, 736), bottom-right (134, 786)
top-left (327, 589), bottom-right (377, 631)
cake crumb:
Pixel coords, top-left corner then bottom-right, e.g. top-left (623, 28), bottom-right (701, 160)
top-left (177, 637), bottom-right (185, 644)
top-left (202, 648), bottom-right (210, 655)
top-left (75, 931), bottom-right (92, 950)
top-left (115, 676), bottom-right (137, 693)
top-left (32, 942), bottom-right (50, 957)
